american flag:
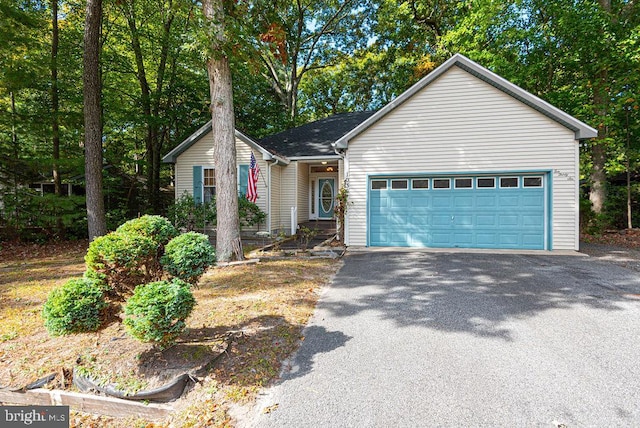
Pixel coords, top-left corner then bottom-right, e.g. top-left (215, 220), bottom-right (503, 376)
top-left (247, 152), bottom-right (259, 203)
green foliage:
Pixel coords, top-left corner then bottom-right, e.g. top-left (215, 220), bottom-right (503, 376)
top-left (0, 189), bottom-right (87, 241)
top-left (84, 231), bottom-right (160, 297)
top-left (238, 197), bottom-right (267, 229)
top-left (334, 183), bottom-right (349, 242)
top-left (42, 278), bottom-right (107, 336)
top-left (167, 192), bottom-right (215, 232)
top-left (297, 226), bottom-right (318, 251)
top-left (167, 193), bottom-right (266, 232)
top-left (116, 215), bottom-right (178, 248)
top-left (161, 232), bottom-right (215, 284)
top-left (123, 278), bottom-right (195, 348)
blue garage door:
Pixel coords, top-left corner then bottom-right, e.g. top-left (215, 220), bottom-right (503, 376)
top-left (368, 175), bottom-right (547, 249)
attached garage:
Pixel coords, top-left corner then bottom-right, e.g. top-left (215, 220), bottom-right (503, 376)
top-left (368, 174), bottom-right (547, 249)
top-left (334, 54), bottom-right (597, 251)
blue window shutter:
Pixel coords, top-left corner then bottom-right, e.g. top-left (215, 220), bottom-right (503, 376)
top-left (193, 166), bottom-right (203, 204)
top-left (239, 164), bottom-right (249, 198)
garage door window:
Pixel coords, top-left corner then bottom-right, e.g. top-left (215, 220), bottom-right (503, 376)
top-left (454, 178), bottom-right (472, 189)
top-left (391, 179), bottom-right (408, 190)
top-left (477, 177), bottom-right (495, 188)
top-left (523, 176), bottom-right (543, 187)
top-left (371, 180), bottom-right (387, 190)
top-left (500, 177), bottom-right (519, 188)
top-left (433, 179), bottom-right (450, 189)
top-left (412, 179), bottom-right (429, 189)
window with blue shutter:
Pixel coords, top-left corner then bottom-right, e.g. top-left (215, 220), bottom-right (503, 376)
top-left (193, 166), bottom-right (203, 204)
top-left (238, 164), bottom-right (249, 198)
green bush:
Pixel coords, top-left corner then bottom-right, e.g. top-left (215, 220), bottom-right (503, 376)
top-left (85, 231), bottom-right (160, 297)
top-left (123, 279), bottom-right (195, 348)
top-left (42, 278), bottom-right (107, 336)
top-left (238, 197), bottom-right (267, 229)
top-left (161, 232), bottom-right (215, 284)
top-left (167, 193), bottom-right (265, 232)
top-left (116, 215), bottom-right (178, 248)
top-left (167, 192), bottom-right (215, 232)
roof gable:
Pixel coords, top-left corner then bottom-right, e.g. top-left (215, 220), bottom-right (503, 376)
top-left (334, 54), bottom-right (597, 149)
top-left (162, 122), bottom-right (281, 164)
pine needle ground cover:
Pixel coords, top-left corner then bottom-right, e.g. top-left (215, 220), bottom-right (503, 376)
top-left (0, 241), bottom-right (340, 427)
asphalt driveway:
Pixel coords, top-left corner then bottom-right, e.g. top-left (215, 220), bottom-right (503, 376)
top-left (245, 251), bottom-right (640, 427)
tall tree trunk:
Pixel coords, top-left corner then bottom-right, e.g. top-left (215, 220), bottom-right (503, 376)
top-left (590, 0), bottom-right (612, 214)
top-left (83, 0), bottom-right (107, 240)
top-left (626, 106), bottom-right (632, 229)
top-left (51, 0), bottom-right (61, 196)
top-left (203, 0), bottom-right (243, 262)
top-left (10, 91), bottom-right (19, 198)
top-left (124, 0), bottom-right (174, 213)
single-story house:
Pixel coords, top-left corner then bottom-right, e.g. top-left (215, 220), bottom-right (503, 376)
top-left (162, 54), bottom-right (597, 251)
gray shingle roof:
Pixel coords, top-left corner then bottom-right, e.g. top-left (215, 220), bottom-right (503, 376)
top-left (259, 111), bottom-right (376, 157)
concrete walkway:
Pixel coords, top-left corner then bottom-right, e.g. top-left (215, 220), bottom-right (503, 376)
top-left (244, 251), bottom-right (640, 427)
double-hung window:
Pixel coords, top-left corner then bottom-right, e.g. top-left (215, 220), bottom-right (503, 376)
top-left (203, 168), bottom-right (215, 203)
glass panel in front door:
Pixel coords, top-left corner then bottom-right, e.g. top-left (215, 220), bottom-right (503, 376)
top-left (319, 179), bottom-right (334, 218)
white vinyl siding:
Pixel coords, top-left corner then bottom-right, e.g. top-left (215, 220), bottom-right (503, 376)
top-left (269, 164), bottom-right (282, 233)
top-left (279, 162), bottom-right (297, 234)
top-left (345, 66), bottom-right (579, 250)
top-left (174, 132), bottom-right (268, 232)
top-left (297, 163), bottom-right (310, 223)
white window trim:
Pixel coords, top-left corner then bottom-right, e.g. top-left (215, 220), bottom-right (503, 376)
top-left (390, 179), bottom-right (409, 190)
top-left (476, 177), bottom-right (496, 189)
top-left (371, 179), bottom-right (388, 190)
top-left (411, 178), bottom-right (429, 190)
top-left (432, 178), bottom-right (451, 190)
top-left (454, 177), bottom-right (473, 189)
top-left (499, 176), bottom-right (520, 189)
top-left (523, 176), bottom-right (544, 188)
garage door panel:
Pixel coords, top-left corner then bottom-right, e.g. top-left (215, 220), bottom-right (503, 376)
top-left (410, 215), bottom-right (429, 225)
top-left (499, 234), bottom-right (520, 246)
top-left (411, 233), bottom-right (431, 246)
top-left (454, 215), bottom-right (473, 226)
top-left (476, 215), bottom-right (497, 226)
top-left (522, 195), bottom-right (543, 207)
top-left (476, 233), bottom-right (498, 246)
top-left (476, 196), bottom-right (497, 208)
top-left (432, 215), bottom-right (451, 226)
top-left (522, 234), bottom-right (544, 247)
top-left (411, 196), bottom-right (431, 207)
top-left (453, 233), bottom-right (473, 244)
top-left (433, 196), bottom-right (452, 208)
top-left (499, 196), bottom-right (520, 207)
top-left (454, 196), bottom-right (473, 208)
top-left (522, 215), bottom-right (543, 227)
top-left (499, 215), bottom-right (519, 226)
top-left (370, 195), bottom-right (388, 208)
top-left (369, 175), bottom-right (546, 249)
top-left (431, 233), bottom-right (452, 245)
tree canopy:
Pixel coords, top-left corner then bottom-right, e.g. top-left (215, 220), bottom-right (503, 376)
top-left (0, 0), bottom-right (638, 238)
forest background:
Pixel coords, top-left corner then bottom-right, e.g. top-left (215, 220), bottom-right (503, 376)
top-left (1, 0), bottom-right (639, 240)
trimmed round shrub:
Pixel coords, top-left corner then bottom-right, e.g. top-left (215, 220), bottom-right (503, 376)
top-left (116, 215), bottom-right (178, 248)
top-left (42, 278), bottom-right (107, 336)
top-left (85, 231), bottom-right (159, 297)
top-left (160, 232), bottom-right (215, 284)
top-left (123, 279), bottom-right (195, 348)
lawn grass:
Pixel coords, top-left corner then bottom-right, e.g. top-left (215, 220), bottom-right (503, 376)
top-left (0, 241), bottom-right (340, 427)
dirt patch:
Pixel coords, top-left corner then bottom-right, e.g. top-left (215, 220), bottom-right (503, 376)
top-left (0, 241), bottom-right (341, 426)
top-left (580, 230), bottom-right (640, 272)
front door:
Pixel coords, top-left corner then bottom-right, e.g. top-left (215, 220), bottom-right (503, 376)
top-left (318, 178), bottom-right (335, 219)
